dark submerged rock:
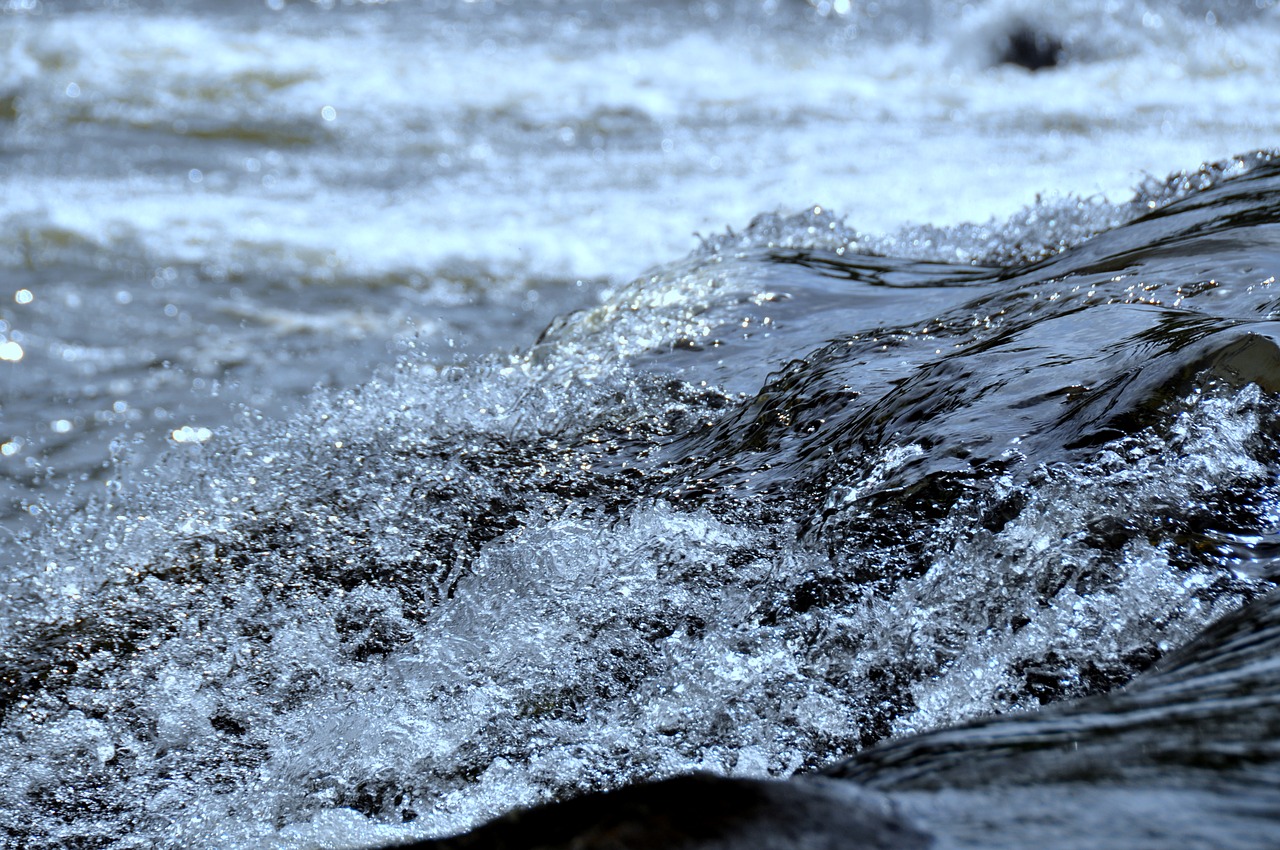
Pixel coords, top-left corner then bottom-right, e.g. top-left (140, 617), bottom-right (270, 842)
top-left (383, 773), bottom-right (929, 850)
top-left (997, 24), bottom-right (1063, 71)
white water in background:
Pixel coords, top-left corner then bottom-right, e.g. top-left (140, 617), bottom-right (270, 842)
top-left (2, 0), bottom-right (1278, 284)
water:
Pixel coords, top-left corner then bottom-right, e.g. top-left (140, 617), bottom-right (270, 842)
top-left (835, 583), bottom-right (1280, 849)
top-left (1, 1), bottom-right (1279, 848)
top-left (410, 587), bottom-right (1280, 849)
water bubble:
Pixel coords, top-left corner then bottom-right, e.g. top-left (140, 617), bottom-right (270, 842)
top-left (321, 105), bottom-right (337, 122)
top-left (65, 82), bottom-right (80, 98)
top-left (14, 289), bottom-right (33, 305)
top-left (0, 340), bottom-right (22, 362)
top-left (171, 425), bottom-right (213, 444)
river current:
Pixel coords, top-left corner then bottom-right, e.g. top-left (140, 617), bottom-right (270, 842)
top-left (2, 1), bottom-right (1280, 848)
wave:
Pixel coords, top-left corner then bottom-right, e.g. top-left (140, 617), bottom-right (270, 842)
top-left (386, 585), bottom-right (1280, 849)
top-left (1, 150), bottom-right (1278, 847)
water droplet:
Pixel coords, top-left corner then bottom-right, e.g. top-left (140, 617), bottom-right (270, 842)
top-left (171, 425), bottom-right (213, 444)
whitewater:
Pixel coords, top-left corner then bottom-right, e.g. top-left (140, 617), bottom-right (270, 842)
top-left (1, 1), bottom-right (1280, 848)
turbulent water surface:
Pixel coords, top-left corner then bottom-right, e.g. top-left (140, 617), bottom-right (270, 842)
top-left (2, 1), bottom-right (1280, 848)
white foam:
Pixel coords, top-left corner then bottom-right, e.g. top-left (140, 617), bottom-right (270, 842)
top-left (2, 3), bottom-right (1277, 286)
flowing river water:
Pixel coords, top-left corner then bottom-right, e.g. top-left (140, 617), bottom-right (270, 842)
top-left (1, 1), bottom-right (1279, 848)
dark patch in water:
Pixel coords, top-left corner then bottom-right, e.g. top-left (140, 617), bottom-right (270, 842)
top-left (393, 772), bottom-right (929, 850)
top-left (997, 24), bottom-right (1063, 71)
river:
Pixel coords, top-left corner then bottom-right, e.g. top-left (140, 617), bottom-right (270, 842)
top-left (1, 2), bottom-right (1279, 848)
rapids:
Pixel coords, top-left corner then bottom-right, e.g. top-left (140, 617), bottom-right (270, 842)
top-left (2, 151), bottom-right (1280, 848)
top-left (2, 1), bottom-right (1280, 848)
